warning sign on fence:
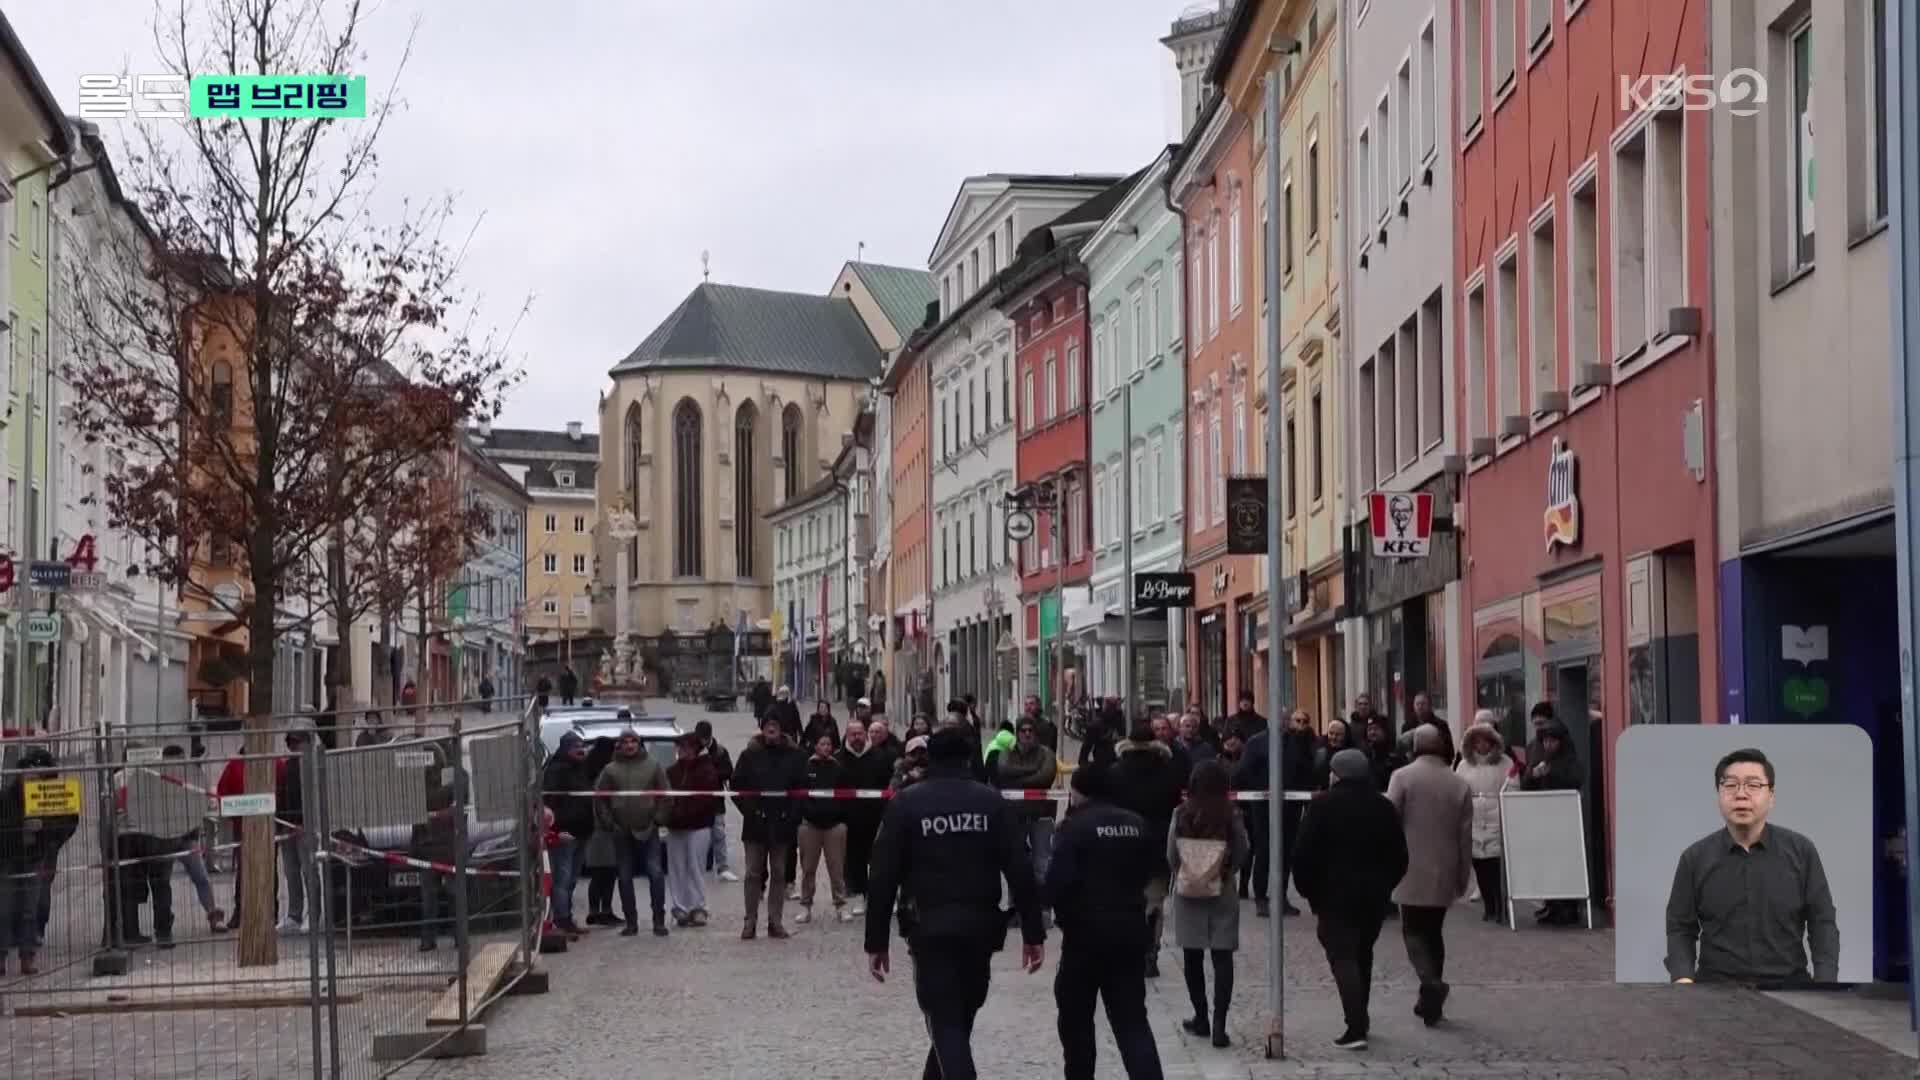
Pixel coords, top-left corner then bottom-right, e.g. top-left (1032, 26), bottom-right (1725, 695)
top-left (23, 777), bottom-right (81, 817)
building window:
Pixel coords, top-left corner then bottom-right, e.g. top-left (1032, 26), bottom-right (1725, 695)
top-left (673, 399), bottom-right (703, 577)
top-left (1493, 0), bottom-right (1516, 93)
top-left (1044, 351), bottom-right (1058, 421)
top-left (1093, 467), bottom-right (1107, 548)
top-left (1356, 127), bottom-right (1373, 243)
top-left (1357, 360), bottom-right (1376, 483)
top-left (1130, 444), bottom-right (1145, 534)
top-left (1397, 318), bottom-right (1419, 468)
top-left (1228, 183), bottom-right (1244, 312)
top-left (1570, 170), bottom-right (1600, 378)
top-left (1306, 136), bottom-right (1321, 239)
top-left (1232, 388), bottom-right (1248, 475)
top-left (543, 598), bottom-right (559, 616)
top-left (1528, 0), bottom-right (1552, 54)
top-left (1495, 248), bottom-right (1520, 424)
top-left (1285, 413), bottom-right (1299, 518)
top-left (1419, 290), bottom-right (1445, 450)
top-left (1282, 171), bottom-right (1296, 276)
top-left (1615, 109), bottom-right (1686, 359)
top-left (544, 553), bottom-right (558, 575)
top-left (987, 232), bottom-right (998, 274)
top-left (1130, 293), bottom-right (1146, 378)
top-left (1466, 279), bottom-right (1487, 441)
top-left (1148, 433), bottom-right (1165, 524)
top-left (1190, 419), bottom-right (1207, 533)
top-left (1396, 58), bottom-right (1414, 192)
top-left (1377, 337), bottom-right (1398, 478)
top-left (1309, 389), bottom-right (1325, 501)
top-left (1207, 212), bottom-right (1221, 336)
top-left (209, 361), bottom-right (233, 429)
top-left (1374, 94), bottom-right (1392, 225)
top-left (983, 365), bottom-right (993, 426)
top-left (544, 513), bottom-right (557, 533)
top-left (1530, 210), bottom-right (1558, 399)
top-left (1148, 273), bottom-right (1163, 356)
top-left (1022, 364), bottom-right (1036, 431)
top-left (969, 508), bottom-right (979, 577)
top-left (575, 515), bottom-right (587, 533)
top-left (1190, 246), bottom-right (1206, 345)
top-left (1859, 0), bottom-right (1889, 228)
top-left (1065, 342), bottom-right (1081, 410)
top-left (782, 403), bottom-right (803, 498)
top-left (1420, 21), bottom-right (1438, 158)
top-left (555, 470), bottom-right (575, 488)
top-left (573, 554), bottom-right (588, 575)
top-left (1000, 355), bottom-right (1010, 423)
top-left (1209, 402), bottom-right (1225, 525)
top-left (1462, 0), bottom-right (1485, 132)
top-left (1786, 16), bottom-right (1816, 271)
top-left (735, 401), bottom-right (757, 576)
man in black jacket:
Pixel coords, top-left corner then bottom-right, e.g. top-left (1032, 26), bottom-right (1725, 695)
top-left (0, 747), bottom-right (79, 974)
top-left (866, 727), bottom-right (1045, 1080)
top-left (1044, 765), bottom-right (1166, 1080)
top-left (541, 732), bottom-right (598, 933)
top-left (1293, 749), bottom-right (1410, 1052)
top-left (1226, 690), bottom-right (1266, 743)
top-left (732, 714), bottom-right (808, 939)
top-left (836, 718), bottom-right (894, 911)
top-left (1109, 724), bottom-right (1183, 977)
top-left (1520, 717), bottom-right (1586, 925)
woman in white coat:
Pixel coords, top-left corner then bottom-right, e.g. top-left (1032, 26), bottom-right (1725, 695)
top-left (1454, 713), bottom-right (1519, 923)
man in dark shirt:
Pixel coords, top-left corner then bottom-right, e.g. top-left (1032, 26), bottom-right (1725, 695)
top-left (1665, 747), bottom-right (1838, 985)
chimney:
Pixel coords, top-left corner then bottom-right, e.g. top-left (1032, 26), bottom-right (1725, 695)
top-left (567, 420), bottom-right (583, 441)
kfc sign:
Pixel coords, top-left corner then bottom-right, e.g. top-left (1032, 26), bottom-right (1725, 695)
top-left (1368, 491), bottom-right (1434, 559)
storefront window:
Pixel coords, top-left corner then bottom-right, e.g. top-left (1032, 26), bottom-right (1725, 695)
top-left (1542, 592), bottom-right (1600, 652)
top-left (1476, 619), bottom-right (1527, 749)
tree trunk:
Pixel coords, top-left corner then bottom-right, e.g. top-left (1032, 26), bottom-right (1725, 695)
top-left (237, 551), bottom-right (281, 967)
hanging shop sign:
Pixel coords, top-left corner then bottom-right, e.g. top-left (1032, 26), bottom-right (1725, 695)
top-left (1133, 571), bottom-right (1197, 611)
top-left (1225, 477), bottom-right (1268, 555)
top-left (1367, 490), bottom-right (1435, 558)
top-left (1544, 437), bottom-right (1581, 551)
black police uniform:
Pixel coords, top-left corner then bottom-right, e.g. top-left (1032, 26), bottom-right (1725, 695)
top-left (1042, 797), bottom-right (1166, 1080)
top-left (866, 760), bottom-right (1045, 1080)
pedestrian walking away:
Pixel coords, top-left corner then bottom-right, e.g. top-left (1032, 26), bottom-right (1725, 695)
top-left (1166, 760), bottom-right (1250, 1049)
top-left (1387, 725), bottom-right (1475, 1027)
top-left (664, 733), bottom-right (721, 927)
top-left (732, 713), bottom-right (808, 939)
top-left (559, 665), bottom-right (580, 706)
top-left (1044, 764), bottom-right (1166, 1080)
top-left (593, 728), bottom-right (671, 937)
top-left (542, 732), bottom-right (598, 934)
top-left (1109, 724), bottom-right (1183, 977)
top-left (1292, 748), bottom-right (1409, 1051)
top-left (866, 726), bottom-right (1047, 1080)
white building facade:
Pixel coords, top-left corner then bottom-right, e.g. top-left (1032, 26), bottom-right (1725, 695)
top-left (51, 123), bottom-right (195, 732)
top-left (924, 175), bottom-right (1119, 727)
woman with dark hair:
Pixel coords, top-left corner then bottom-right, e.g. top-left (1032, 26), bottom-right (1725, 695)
top-left (803, 701), bottom-right (840, 752)
top-left (581, 736), bottom-right (621, 926)
top-left (904, 714), bottom-right (934, 741)
top-left (1167, 760), bottom-right (1250, 1048)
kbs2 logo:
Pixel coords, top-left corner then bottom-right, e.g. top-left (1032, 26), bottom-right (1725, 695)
top-left (1618, 69), bottom-right (1767, 117)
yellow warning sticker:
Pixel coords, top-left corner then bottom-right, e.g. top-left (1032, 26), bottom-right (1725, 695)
top-left (22, 777), bottom-right (82, 817)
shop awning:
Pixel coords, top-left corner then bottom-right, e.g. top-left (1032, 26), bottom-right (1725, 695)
top-left (70, 594), bottom-right (160, 656)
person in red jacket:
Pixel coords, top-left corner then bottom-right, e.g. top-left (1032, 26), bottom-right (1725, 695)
top-left (214, 749), bottom-right (291, 925)
top-left (663, 734), bottom-right (721, 926)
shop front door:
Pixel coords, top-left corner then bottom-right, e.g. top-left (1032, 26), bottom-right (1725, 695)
top-left (1551, 661), bottom-right (1609, 917)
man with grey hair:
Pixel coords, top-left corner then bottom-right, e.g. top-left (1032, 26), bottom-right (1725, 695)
top-left (1386, 725), bottom-right (1473, 1027)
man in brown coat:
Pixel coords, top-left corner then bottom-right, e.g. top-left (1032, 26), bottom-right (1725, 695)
top-left (1385, 724), bottom-right (1473, 1027)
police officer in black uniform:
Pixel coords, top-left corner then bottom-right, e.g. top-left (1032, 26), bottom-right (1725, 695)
top-left (866, 726), bottom-right (1046, 1080)
top-left (1043, 764), bottom-right (1167, 1080)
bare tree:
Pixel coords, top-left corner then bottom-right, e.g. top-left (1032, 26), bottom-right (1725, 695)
top-left (63, 0), bottom-right (518, 965)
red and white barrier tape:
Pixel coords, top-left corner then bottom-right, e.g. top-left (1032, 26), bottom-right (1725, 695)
top-left (324, 834), bottom-right (522, 879)
top-left (550, 788), bottom-right (1315, 802)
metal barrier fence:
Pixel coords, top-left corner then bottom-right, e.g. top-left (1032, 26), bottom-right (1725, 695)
top-left (0, 697), bottom-right (545, 1079)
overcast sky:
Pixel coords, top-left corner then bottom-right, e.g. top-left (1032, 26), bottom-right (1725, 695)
top-left (14, 0), bottom-right (1196, 429)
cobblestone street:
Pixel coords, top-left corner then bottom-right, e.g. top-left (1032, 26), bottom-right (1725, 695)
top-left (405, 703), bottom-right (1919, 1080)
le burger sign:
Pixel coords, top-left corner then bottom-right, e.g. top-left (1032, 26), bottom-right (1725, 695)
top-left (1133, 571), bottom-right (1196, 610)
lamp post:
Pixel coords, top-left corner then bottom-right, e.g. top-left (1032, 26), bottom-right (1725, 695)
top-left (1004, 478), bottom-right (1067, 715)
top-left (606, 499), bottom-right (639, 683)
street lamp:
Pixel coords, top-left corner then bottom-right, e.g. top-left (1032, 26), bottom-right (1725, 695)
top-left (1004, 477), bottom-right (1070, 719)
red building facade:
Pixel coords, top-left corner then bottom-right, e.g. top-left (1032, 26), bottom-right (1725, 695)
top-left (1004, 265), bottom-right (1092, 703)
top-left (1454, 0), bottom-right (1719, 905)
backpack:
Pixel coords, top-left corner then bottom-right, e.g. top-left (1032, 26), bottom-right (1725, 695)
top-left (1174, 836), bottom-right (1230, 899)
